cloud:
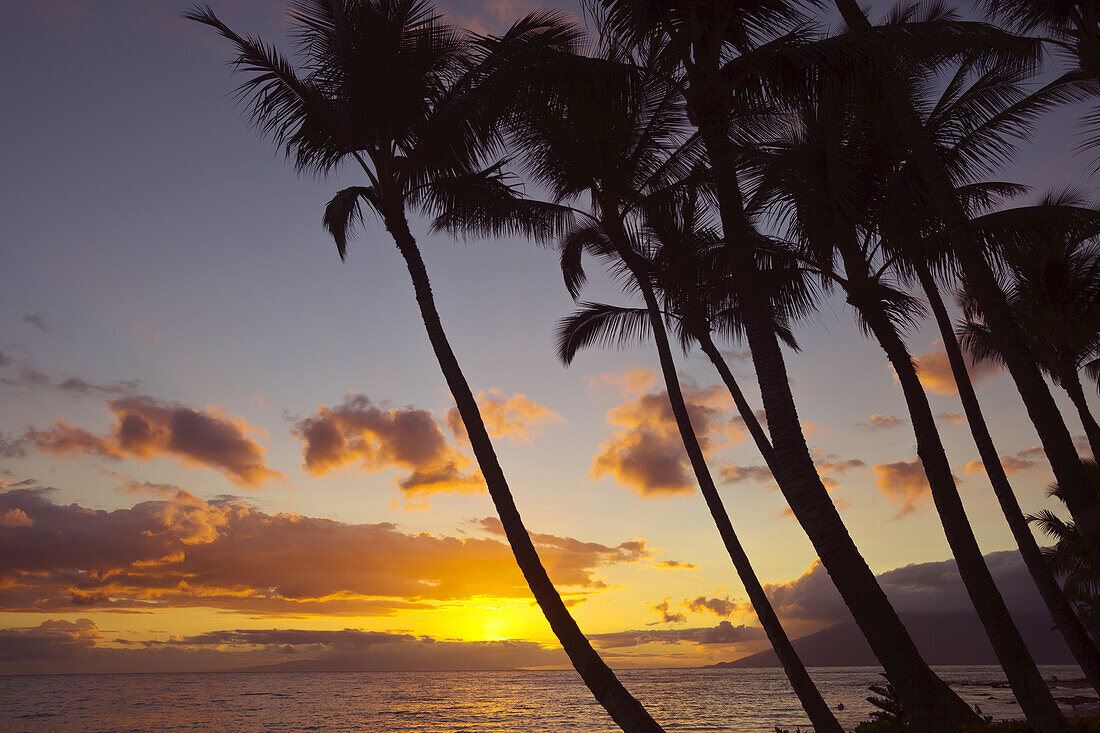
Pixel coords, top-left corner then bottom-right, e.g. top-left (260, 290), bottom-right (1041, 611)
top-left (590, 383), bottom-right (741, 497)
top-left (937, 412), bottom-right (966, 425)
top-left (653, 559), bottom-right (697, 570)
top-left (584, 367), bottom-right (657, 396)
top-left (22, 313), bottom-right (51, 333)
top-left (915, 350), bottom-right (1003, 396)
top-left (0, 619), bottom-right (99, 662)
top-left (964, 450), bottom-right (1040, 476)
top-left (442, 0), bottom-right (542, 35)
top-left (26, 397), bottom-right (280, 488)
top-left (294, 394), bottom-right (484, 497)
top-left (1074, 434), bottom-right (1094, 460)
top-left (1, 365), bottom-right (50, 388)
top-left (872, 460), bottom-right (933, 518)
top-left (684, 596), bottom-right (745, 618)
top-left (0, 356), bottom-right (139, 397)
top-left (0, 619), bottom-right (571, 674)
top-left (814, 453), bottom-right (867, 475)
top-left (858, 414), bottom-right (906, 431)
top-left (649, 598), bottom-right (686, 624)
top-left (0, 488), bottom-right (646, 616)
top-left (467, 517), bottom-right (649, 583)
top-left (718, 464), bottom-right (773, 484)
top-left (589, 621), bottom-right (765, 648)
top-left (446, 390), bottom-right (563, 445)
top-left (0, 509), bottom-right (33, 527)
top-left (0, 433), bottom-right (27, 458)
top-left (765, 550), bottom-right (1051, 624)
top-left (54, 377), bottom-right (140, 397)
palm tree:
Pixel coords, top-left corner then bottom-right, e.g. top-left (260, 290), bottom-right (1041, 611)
top-left (1031, 460), bottom-right (1100, 638)
top-left (186, 3), bottom-right (663, 730)
top-left (472, 26), bottom-right (842, 730)
top-left (959, 197), bottom-right (1100, 458)
top-left (829, 0), bottom-right (1100, 568)
top-left (595, 1), bottom-right (977, 725)
top-left (557, 182), bottom-right (810, 478)
top-left (978, 0), bottom-right (1100, 79)
top-left (920, 251), bottom-right (1100, 696)
top-left (751, 67), bottom-right (1066, 730)
top-left (873, 45), bottom-right (1100, 693)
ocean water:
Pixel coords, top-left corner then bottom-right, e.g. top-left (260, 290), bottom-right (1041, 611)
top-left (0, 666), bottom-right (1092, 732)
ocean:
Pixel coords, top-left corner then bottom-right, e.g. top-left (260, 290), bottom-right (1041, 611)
top-left (0, 665), bottom-right (1091, 732)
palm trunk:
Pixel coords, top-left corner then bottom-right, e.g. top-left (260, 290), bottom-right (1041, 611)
top-left (846, 270), bottom-right (1066, 731)
top-left (1062, 369), bottom-right (1100, 459)
top-left (695, 331), bottom-right (776, 463)
top-left (831, 0), bottom-right (1100, 564)
top-left (690, 112), bottom-right (976, 726)
top-left (918, 262), bottom-right (1100, 695)
top-left (612, 247), bottom-right (842, 732)
top-left (383, 207), bottom-right (664, 733)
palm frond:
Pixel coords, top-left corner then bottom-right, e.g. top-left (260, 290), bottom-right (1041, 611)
top-left (186, 5), bottom-right (340, 172)
top-left (422, 162), bottom-right (576, 243)
top-left (560, 224), bottom-right (615, 300)
top-left (555, 302), bottom-right (656, 365)
top-left (322, 185), bottom-right (380, 260)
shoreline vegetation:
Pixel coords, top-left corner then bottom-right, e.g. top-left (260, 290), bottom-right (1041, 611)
top-left (164, 0), bottom-right (1100, 730)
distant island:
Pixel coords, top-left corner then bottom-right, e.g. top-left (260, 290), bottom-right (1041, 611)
top-left (711, 613), bottom-right (1076, 668)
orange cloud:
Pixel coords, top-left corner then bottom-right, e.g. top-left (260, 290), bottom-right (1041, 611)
top-left (0, 488), bottom-right (648, 616)
top-left (446, 389), bottom-right (563, 445)
top-left (590, 384), bottom-right (741, 497)
top-left (650, 597), bottom-right (686, 624)
top-left (26, 397), bottom-right (280, 488)
top-left (964, 451), bottom-right (1040, 476)
top-left (872, 460), bottom-right (931, 518)
top-left (0, 619), bottom-right (572, 675)
top-left (653, 559), bottom-right (697, 570)
top-left (858, 414), bottom-right (906, 431)
top-left (0, 509), bottom-right (32, 527)
top-left (684, 595), bottom-right (745, 618)
top-left (294, 394), bottom-right (484, 497)
top-left (584, 367), bottom-right (658, 396)
top-left (914, 350), bottom-right (1003, 396)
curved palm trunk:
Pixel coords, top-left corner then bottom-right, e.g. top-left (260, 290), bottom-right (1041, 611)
top-left (695, 332), bottom-right (776, 462)
top-left (1061, 370), bottom-right (1100, 459)
top-left (831, 0), bottom-right (1100, 564)
top-left (846, 270), bottom-right (1066, 731)
top-left (918, 262), bottom-right (1100, 695)
top-left (383, 208), bottom-right (664, 733)
top-left (691, 113), bottom-right (976, 727)
top-left (615, 252), bottom-right (842, 732)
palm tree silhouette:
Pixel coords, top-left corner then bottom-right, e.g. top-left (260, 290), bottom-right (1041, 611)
top-left (751, 65), bottom-right (1065, 729)
top-left (186, 3), bottom-right (663, 730)
top-left (867, 38), bottom-right (1100, 695)
top-left (959, 193), bottom-right (1100, 458)
top-left (830, 0), bottom-right (1100, 572)
top-left (916, 257), bottom-right (1100, 695)
top-left (595, 1), bottom-right (975, 725)
top-left (979, 0), bottom-right (1100, 79)
top-left (558, 183), bottom-right (810, 475)
top-left (472, 24), bottom-right (842, 731)
top-left (1031, 460), bottom-right (1100, 638)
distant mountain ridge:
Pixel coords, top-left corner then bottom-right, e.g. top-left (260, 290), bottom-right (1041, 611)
top-left (711, 613), bottom-right (1074, 668)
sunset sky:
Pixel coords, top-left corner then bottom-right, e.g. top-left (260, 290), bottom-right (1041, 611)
top-left (1, 0), bottom-right (1097, 674)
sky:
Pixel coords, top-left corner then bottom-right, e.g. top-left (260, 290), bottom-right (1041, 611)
top-left (1, 0), bottom-right (1098, 675)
